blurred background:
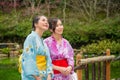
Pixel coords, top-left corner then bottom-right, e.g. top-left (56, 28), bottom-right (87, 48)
top-left (0, 0), bottom-right (120, 80)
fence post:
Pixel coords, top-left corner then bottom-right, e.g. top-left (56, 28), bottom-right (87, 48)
top-left (76, 51), bottom-right (82, 80)
top-left (84, 55), bottom-right (89, 80)
top-left (106, 49), bottom-right (110, 80)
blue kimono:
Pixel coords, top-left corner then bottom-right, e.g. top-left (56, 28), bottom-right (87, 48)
top-left (21, 31), bottom-right (53, 80)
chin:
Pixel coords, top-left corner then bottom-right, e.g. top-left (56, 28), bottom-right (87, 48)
top-left (43, 28), bottom-right (48, 31)
top-left (58, 33), bottom-right (63, 35)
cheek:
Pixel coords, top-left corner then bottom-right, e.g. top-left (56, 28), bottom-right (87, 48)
top-left (37, 22), bottom-right (41, 28)
top-left (62, 26), bottom-right (64, 29)
top-left (55, 27), bottom-right (59, 32)
top-left (39, 22), bottom-right (43, 26)
top-left (61, 27), bottom-right (64, 30)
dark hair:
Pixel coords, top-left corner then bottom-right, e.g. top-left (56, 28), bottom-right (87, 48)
top-left (32, 15), bottom-right (45, 31)
top-left (48, 18), bottom-right (60, 32)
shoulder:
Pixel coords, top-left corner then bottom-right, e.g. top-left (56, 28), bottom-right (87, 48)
top-left (63, 38), bottom-right (73, 48)
top-left (63, 38), bottom-right (69, 44)
top-left (44, 36), bottom-right (52, 43)
top-left (24, 32), bottom-right (36, 43)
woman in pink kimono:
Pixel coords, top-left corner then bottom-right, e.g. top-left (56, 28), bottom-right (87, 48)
top-left (44, 18), bottom-right (74, 80)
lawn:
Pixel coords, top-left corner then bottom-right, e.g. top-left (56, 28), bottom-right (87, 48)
top-left (81, 61), bottom-right (120, 80)
top-left (0, 57), bottom-right (120, 80)
top-left (0, 57), bottom-right (21, 80)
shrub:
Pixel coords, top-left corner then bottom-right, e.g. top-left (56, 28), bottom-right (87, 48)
top-left (1, 48), bottom-right (10, 57)
top-left (0, 11), bottom-right (120, 49)
top-left (2, 48), bottom-right (10, 54)
top-left (80, 40), bottom-right (120, 55)
top-left (18, 49), bottom-right (23, 54)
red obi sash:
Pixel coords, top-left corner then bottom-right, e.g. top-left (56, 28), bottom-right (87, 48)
top-left (52, 59), bottom-right (68, 74)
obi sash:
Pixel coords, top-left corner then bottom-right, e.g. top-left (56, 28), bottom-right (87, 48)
top-left (52, 59), bottom-right (68, 74)
top-left (36, 55), bottom-right (47, 70)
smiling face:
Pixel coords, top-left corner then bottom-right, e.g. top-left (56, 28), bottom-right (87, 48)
top-left (54, 19), bottom-right (64, 35)
top-left (35, 16), bottom-right (49, 31)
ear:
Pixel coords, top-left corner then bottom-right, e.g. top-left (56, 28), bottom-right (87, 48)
top-left (34, 23), bottom-right (38, 28)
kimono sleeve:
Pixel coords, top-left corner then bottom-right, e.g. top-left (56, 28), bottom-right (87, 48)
top-left (22, 36), bottom-right (39, 76)
top-left (67, 41), bottom-right (74, 70)
top-left (45, 44), bottom-right (53, 77)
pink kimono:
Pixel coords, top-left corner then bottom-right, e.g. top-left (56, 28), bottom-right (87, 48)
top-left (44, 36), bottom-right (74, 80)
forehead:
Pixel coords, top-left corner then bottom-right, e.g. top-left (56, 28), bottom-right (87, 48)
top-left (57, 19), bottom-right (62, 23)
top-left (40, 16), bottom-right (47, 20)
top-left (57, 19), bottom-right (62, 24)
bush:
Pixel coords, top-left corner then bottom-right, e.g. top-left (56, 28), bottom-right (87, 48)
top-left (80, 40), bottom-right (120, 55)
top-left (0, 10), bottom-right (120, 49)
top-left (63, 16), bottom-right (120, 48)
top-left (1, 48), bottom-right (10, 57)
top-left (18, 49), bottom-right (23, 54)
top-left (1, 48), bottom-right (10, 54)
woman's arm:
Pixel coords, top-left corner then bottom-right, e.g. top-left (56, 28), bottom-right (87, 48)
top-left (65, 41), bottom-right (74, 74)
top-left (22, 36), bottom-right (40, 77)
top-left (53, 64), bottom-right (69, 76)
top-left (45, 44), bottom-right (53, 80)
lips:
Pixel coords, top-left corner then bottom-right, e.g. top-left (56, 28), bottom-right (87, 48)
top-left (58, 29), bottom-right (63, 32)
top-left (43, 25), bottom-right (49, 28)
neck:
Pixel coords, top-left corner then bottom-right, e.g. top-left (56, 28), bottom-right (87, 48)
top-left (35, 29), bottom-right (44, 37)
top-left (52, 33), bottom-right (62, 42)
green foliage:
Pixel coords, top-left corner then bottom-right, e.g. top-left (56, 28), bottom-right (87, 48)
top-left (0, 6), bottom-right (120, 49)
top-left (63, 16), bottom-right (120, 48)
top-left (80, 40), bottom-right (120, 54)
top-left (111, 60), bottom-right (120, 67)
top-left (1, 48), bottom-right (10, 54)
top-left (111, 61), bottom-right (120, 79)
top-left (19, 49), bottom-right (23, 54)
top-left (15, 19), bottom-right (32, 37)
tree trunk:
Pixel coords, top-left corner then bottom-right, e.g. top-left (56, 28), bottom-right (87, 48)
top-left (106, 0), bottom-right (111, 18)
top-left (63, 0), bottom-right (66, 24)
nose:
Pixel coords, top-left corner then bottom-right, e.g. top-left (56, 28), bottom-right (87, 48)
top-left (44, 20), bottom-right (48, 24)
top-left (43, 20), bottom-right (49, 27)
top-left (45, 20), bottom-right (47, 23)
top-left (60, 25), bottom-right (63, 29)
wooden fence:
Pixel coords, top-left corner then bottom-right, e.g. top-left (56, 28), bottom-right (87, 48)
top-left (75, 49), bottom-right (115, 80)
top-left (0, 43), bottom-right (20, 57)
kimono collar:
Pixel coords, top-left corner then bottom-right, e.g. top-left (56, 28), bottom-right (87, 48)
top-left (51, 35), bottom-right (63, 42)
top-left (32, 31), bottom-right (43, 39)
top-left (50, 35), bottom-right (67, 50)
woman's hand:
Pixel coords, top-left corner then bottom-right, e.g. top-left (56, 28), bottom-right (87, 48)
top-left (64, 66), bottom-right (72, 75)
top-left (47, 73), bottom-right (52, 80)
top-left (33, 75), bottom-right (41, 80)
top-left (59, 67), bottom-right (67, 75)
top-left (53, 65), bottom-right (72, 76)
top-left (35, 77), bottom-right (41, 80)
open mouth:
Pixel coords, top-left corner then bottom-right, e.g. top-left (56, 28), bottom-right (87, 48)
top-left (44, 25), bottom-right (49, 28)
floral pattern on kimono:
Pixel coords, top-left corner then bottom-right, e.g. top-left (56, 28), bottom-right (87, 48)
top-left (44, 36), bottom-right (74, 80)
top-left (21, 31), bottom-right (53, 80)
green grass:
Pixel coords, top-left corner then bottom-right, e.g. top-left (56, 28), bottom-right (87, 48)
top-left (81, 61), bottom-right (120, 80)
top-left (0, 57), bottom-right (119, 80)
top-left (0, 66), bottom-right (21, 80)
top-left (111, 60), bottom-right (120, 79)
top-left (0, 57), bottom-right (21, 80)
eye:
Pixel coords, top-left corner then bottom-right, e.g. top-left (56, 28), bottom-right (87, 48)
top-left (60, 24), bottom-right (63, 26)
top-left (56, 23), bottom-right (63, 27)
top-left (42, 19), bottom-right (45, 21)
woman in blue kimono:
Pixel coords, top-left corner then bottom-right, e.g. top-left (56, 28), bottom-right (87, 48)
top-left (21, 16), bottom-right (53, 80)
